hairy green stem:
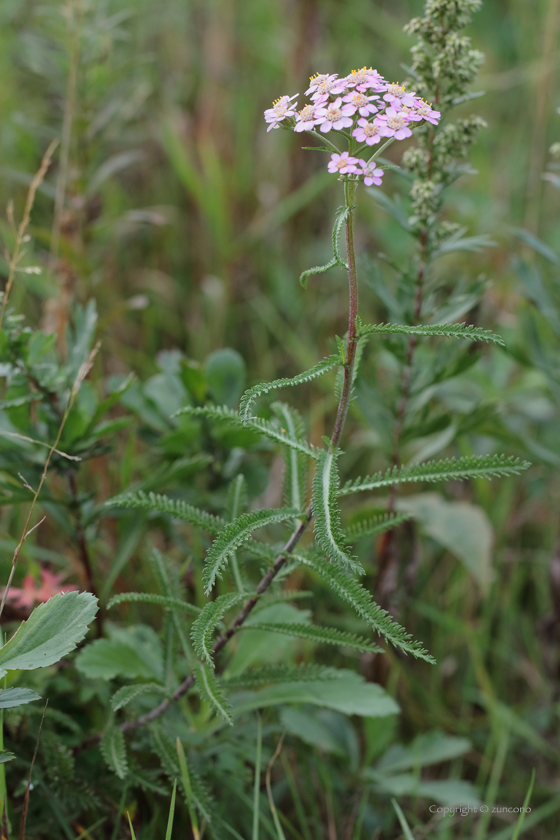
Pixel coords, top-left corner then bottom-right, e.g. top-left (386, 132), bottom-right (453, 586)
top-left (80, 181), bottom-right (361, 748)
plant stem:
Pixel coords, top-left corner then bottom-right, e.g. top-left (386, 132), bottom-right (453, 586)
top-left (80, 181), bottom-right (362, 747)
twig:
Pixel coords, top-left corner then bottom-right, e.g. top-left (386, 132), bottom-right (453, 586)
top-left (0, 141), bottom-right (58, 333)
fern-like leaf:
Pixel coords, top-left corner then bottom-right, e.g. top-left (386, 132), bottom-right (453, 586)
top-left (100, 726), bottom-right (128, 780)
top-left (356, 319), bottom-right (504, 346)
top-left (221, 663), bottom-right (345, 689)
top-left (345, 512), bottom-right (412, 542)
top-left (299, 205), bottom-right (350, 287)
top-left (174, 404), bottom-right (318, 459)
top-left (239, 621), bottom-right (382, 653)
top-left (339, 454), bottom-right (531, 496)
top-left (106, 491), bottom-right (225, 532)
top-left (150, 727), bottom-right (217, 826)
top-left (191, 593), bottom-right (246, 667)
top-left (195, 661), bottom-right (232, 725)
top-left (312, 448), bottom-right (362, 573)
top-left (239, 354), bottom-right (341, 423)
top-left (295, 552), bottom-right (434, 662)
top-left (203, 508), bottom-right (297, 594)
top-left (300, 257), bottom-right (338, 289)
top-left (271, 402), bottom-right (309, 514)
top-left (111, 683), bottom-right (167, 711)
top-left (107, 592), bottom-right (201, 615)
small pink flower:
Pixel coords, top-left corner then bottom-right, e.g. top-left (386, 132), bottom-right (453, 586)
top-left (341, 91), bottom-right (379, 118)
top-left (264, 93), bottom-right (299, 131)
top-left (352, 118), bottom-right (382, 145)
top-left (294, 103), bottom-right (321, 133)
top-left (327, 152), bottom-right (360, 175)
top-left (308, 74), bottom-right (349, 103)
top-left (383, 82), bottom-right (417, 107)
top-left (376, 107), bottom-right (413, 140)
top-left (316, 98), bottom-right (354, 133)
top-left (345, 67), bottom-right (386, 92)
top-left (413, 100), bottom-right (441, 125)
top-left (358, 160), bottom-right (384, 187)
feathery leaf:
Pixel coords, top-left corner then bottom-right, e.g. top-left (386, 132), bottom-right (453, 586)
top-left (345, 512), bottom-right (412, 542)
top-left (191, 593), bottom-right (246, 667)
top-left (312, 448), bottom-right (362, 573)
top-left (195, 661), bottom-right (232, 725)
top-left (355, 319), bottom-right (504, 345)
top-left (221, 664), bottom-right (345, 689)
top-left (295, 552), bottom-right (434, 662)
top-left (111, 682), bottom-right (167, 711)
top-left (271, 402), bottom-right (309, 514)
top-left (239, 621), bottom-right (382, 653)
top-left (106, 490), bottom-right (225, 532)
top-left (339, 454), bottom-right (531, 496)
top-left (174, 404), bottom-right (318, 459)
top-left (239, 355), bottom-right (340, 423)
top-left (100, 726), bottom-right (128, 779)
top-left (107, 592), bottom-right (201, 615)
top-left (203, 508), bottom-right (297, 594)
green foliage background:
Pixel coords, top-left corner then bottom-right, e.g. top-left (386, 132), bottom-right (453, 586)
top-left (1, 0), bottom-right (560, 838)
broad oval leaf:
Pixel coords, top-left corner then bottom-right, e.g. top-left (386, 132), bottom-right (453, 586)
top-left (0, 687), bottom-right (41, 709)
top-left (0, 591), bottom-right (98, 677)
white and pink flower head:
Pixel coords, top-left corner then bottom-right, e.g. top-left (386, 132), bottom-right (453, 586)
top-left (316, 98), bottom-right (354, 133)
top-left (352, 118), bottom-right (382, 146)
top-left (307, 72), bottom-right (348, 103)
top-left (341, 91), bottom-right (379, 118)
top-left (414, 99), bottom-right (441, 125)
top-left (294, 103), bottom-right (321, 133)
top-left (264, 93), bottom-right (298, 131)
top-left (359, 160), bottom-right (384, 187)
top-left (346, 67), bottom-right (386, 92)
top-left (383, 82), bottom-right (417, 107)
top-left (376, 106), bottom-right (413, 140)
top-left (327, 152), bottom-right (361, 175)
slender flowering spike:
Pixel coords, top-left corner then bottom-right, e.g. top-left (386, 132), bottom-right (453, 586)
top-left (264, 93), bottom-right (299, 131)
top-left (328, 152), bottom-right (360, 175)
top-left (376, 107), bottom-right (413, 140)
top-left (352, 118), bottom-right (382, 146)
top-left (341, 91), bottom-right (379, 118)
top-left (294, 103), bottom-right (320, 133)
top-left (316, 98), bottom-right (354, 133)
top-left (358, 160), bottom-right (384, 186)
top-left (383, 82), bottom-right (417, 107)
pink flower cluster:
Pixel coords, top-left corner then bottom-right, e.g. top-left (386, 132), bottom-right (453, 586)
top-left (264, 68), bottom-right (441, 184)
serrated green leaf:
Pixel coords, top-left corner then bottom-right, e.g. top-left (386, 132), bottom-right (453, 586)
top-left (101, 726), bottom-right (128, 779)
top-left (111, 682), bottom-right (167, 711)
top-left (295, 552), bottom-right (434, 663)
top-left (106, 490), bottom-right (225, 532)
top-left (76, 625), bottom-right (163, 681)
top-left (271, 402), bottom-right (308, 514)
top-left (0, 591), bottom-right (98, 676)
top-left (107, 592), bottom-right (201, 615)
top-left (300, 257), bottom-right (338, 289)
top-left (239, 622), bottom-right (382, 653)
top-left (0, 752), bottom-right (15, 765)
top-left (195, 661), bottom-right (232, 725)
top-left (173, 404), bottom-right (318, 459)
top-left (203, 508), bottom-right (298, 594)
top-left (339, 455), bottom-right (530, 496)
top-left (239, 355), bottom-right (340, 423)
top-left (221, 664), bottom-right (345, 689)
top-left (0, 687), bottom-right (41, 709)
top-left (312, 449), bottom-right (362, 573)
top-left (345, 512), bottom-right (412, 542)
top-left (191, 593), bottom-right (246, 667)
top-left (355, 319), bottom-right (504, 346)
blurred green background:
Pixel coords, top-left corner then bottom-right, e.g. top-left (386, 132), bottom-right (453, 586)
top-left (2, 0), bottom-right (560, 837)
